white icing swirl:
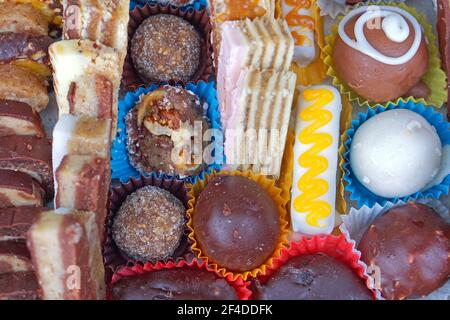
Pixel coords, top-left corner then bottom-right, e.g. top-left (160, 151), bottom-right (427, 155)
top-left (338, 6), bottom-right (422, 65)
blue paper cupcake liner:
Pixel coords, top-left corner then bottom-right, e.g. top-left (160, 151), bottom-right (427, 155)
top-left (343, 99), bottom-right (450, 208)
top-left (111, 80), bottom-right (223, 183)
top-left (130, 0), bottom-right (207, 10)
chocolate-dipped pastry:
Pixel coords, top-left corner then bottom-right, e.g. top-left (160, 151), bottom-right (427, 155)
top-left (0, 170), bottom-right (45, 208)
top-left (193, 175), bottom-right (281, 272)
top-left (0, 206), bottom-right (42, 241)
top-left (112, 267), bottom-right (238, 300)
top-left (55, 155), bottom-right (110, 239)
top-left (0, 241), bottom-right (33, 274)
top-left (0, 135), bottom-right (53, 198)
top-left (27, 210), bottom-right (106, 300)
top-left (437, 0), bottom-right (450, 119)
top-left (358, 203), bottom-right (450, 300)
top-left (112, 185), bottom-right (185, 262)
top-left (0, 33), bottom-right (53, 64)
top-left (131, 14), bottom-right (202, 83)
top-left (0, 3), bottom-right (49, 35)
top-left (0, 272), bottom-right (39, 300)
top-left (333, 6), bottom-right (428, 102)
top-left (0, 100), bottom-right (45, 137)
top-left (0, 64), bottom-right (49, 112)
top-left (126, 85), bottom-right (210, 177)
top-left (251, 253), bottom-right (373, 300)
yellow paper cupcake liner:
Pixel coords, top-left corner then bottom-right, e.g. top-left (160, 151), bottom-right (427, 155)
top-left (276, 0), bottom-right (327, 86)
top-left (323, 1), bottom-right (448, 108)
top-left (337, 95), bottom-right (353, 216)
top-left (278, 130), bottom-right (295, 211)
top-left (186, 170), bottom-right (290, 281)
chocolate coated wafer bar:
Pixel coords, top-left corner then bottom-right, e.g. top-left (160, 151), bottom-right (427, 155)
top-left (0, 170), bottom-right (45, 208)
top-left (0, 241), bottom-right (33, 274)
top-left (0, 100), bottom-right (45, 137)
top-left (0, 206), bottom-right (42, 241)
top-left (0, 272), bottom-right (39, 300)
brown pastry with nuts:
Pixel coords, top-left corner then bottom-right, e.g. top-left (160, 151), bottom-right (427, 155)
top-left (130, 14), bottom-right (202, 83)
top-left (126, 85), bottom-right (210, 177)
top-left (112, 185), bottom-right (186, 262)
top-left (0, 64), bottom-right (48, 113)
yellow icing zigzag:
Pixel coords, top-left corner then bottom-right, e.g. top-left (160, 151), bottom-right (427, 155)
top-left (293, 88), bottom-right (334, 227)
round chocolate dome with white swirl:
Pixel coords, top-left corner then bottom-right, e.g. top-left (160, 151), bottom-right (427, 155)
top-left (333, 6), bottom-right (429, 103)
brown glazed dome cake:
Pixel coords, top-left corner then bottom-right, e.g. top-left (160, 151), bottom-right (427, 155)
top-left (130, 14), bottom-right (201, 83)
top-left (112, 267), bottom-right (238, 300)
top-left (112, 185), bottom-right (185, 262)
top-left (251, 253), bottom-right (373, 300)
top-left (358, 203), bottom-right (450, 300)
top-left (126, 85), bottom-right (210, 177)
top-left (193, 175), bottom-right (281, 272)
top-left (333, 6), bottom-right (429, 102)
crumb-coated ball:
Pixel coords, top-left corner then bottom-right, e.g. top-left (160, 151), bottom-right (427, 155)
top-left (131, 14), bottom-right (202, 83)
top-left (358, 203), bottom-right (450, 300)
top-left (112, 185), bottom-right (186, 262)
top-left (193, 175), bottom-right (281, 272)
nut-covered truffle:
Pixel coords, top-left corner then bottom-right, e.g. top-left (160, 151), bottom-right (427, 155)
top-left (112, 185), bottom-right (186, 262)
top-left (358, 203), bottom-right (450, 300)
top-left (193, 175), bottom-right (281, 272)
top-left (126, 85), bottom-right (210, 177)
top-left (131, 14), bottom-right (202, 83)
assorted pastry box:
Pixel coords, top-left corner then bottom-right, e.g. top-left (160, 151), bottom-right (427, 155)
top-left (0, 0), bottom-right (449, 300)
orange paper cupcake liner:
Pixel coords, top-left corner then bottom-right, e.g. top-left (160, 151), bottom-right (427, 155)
top-left (111, 258), bottom-right (252, 300)
top-left (186, 170), bottom-right (290, 282)
top-left (254, 234), bottom-right (378, 299)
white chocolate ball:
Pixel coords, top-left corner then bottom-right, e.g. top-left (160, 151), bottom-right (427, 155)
top-left (350, 109), bottom-right (442, 198)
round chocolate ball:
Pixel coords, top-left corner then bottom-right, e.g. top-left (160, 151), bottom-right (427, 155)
top-left (193, 175), bottom-right (281, 272)
top-left (358, 203), bottom-right (450, 300)
top-left (112, 185), bottom-right (185, 262)
top-left (251, 253), bottom-right (373, 300)
top-left (333, 10), bottom-right (428, 102)
top-left (112, 267), bottom-right (238, 300)
top-left (131, 14), bottom-right (201, 83)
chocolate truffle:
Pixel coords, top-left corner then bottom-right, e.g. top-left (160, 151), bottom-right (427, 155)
top-left (112, 267), bottom-right (238, 300)
top-left (126, 85), bottom-right (210, 177)
top-left (333, 6), bottom-right (429, 102)
top-left (131, 14), bottom-right (201, 83)
top-left (112, 185), bottom-right (185, 262)
top-left (350, 109), bottom-right (442, 199)
top-left (193, 175), bottom-right (281, 272)
top-left (251, 253), bottom-right (373, 300)
top-left (358, 203), bottom-right (450, 300)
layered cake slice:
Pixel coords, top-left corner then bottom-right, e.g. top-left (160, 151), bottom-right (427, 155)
top-left (27, 209), bottom-right (106, 300)
top-left (0, 170), bottom-right (45, 208)
top-left (49, 40), bottom-right (120, 136)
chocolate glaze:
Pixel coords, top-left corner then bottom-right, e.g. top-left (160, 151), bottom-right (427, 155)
top-left (112, 267), bottom-right (238, 300)
top-left (0, 170), bottom-right (44, 208)
top-left (0, 99), bottom-right (45, 137)
top-left (0, 33), bottom-right (53, 64)
top-left (333, 13), bottom-right (428, 102)
top-left (251, 253), bottom-right (373, 300)
top-left (193, 175), bottom-right (280, 272)
top-left (0, 206), bottom-right (41, 240)
top-left (0, 241), bottom-right (32, 274)
top-left (358, 203), bottom-right (450, 300)
top-left (0, 136), bottom-right (53, 197)
top-left (0, 272), bottom-right (39, 300)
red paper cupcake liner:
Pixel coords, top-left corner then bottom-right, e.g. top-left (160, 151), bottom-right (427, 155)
top-left (111, 257), bottom-right (252, 300)
top-left (253, 234), bottom-right (378, 300)
top-left (122, 3), bottom-right (214, 90)
top-left (103, 174), bottom-right (192, 274)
